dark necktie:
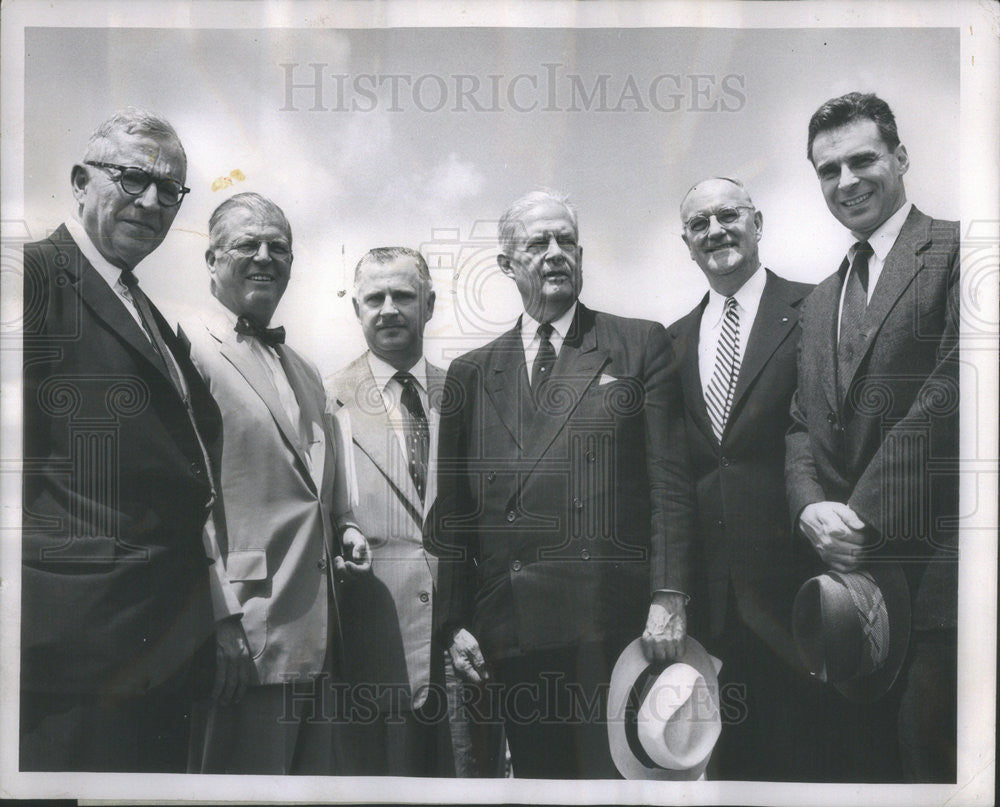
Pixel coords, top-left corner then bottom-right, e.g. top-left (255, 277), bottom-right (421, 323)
top-left (120, 269), bottom-right (185, 396)
top-left (394, 371), bottom-right (428, 502)
top-left (531, 322), bottom-right (557, 399)
top-left (838, 241), bottom-right (873, 402)
top-left (120, 269), bottom-right (215, 502)
top-left (235, 315), bottom-right (286, 347)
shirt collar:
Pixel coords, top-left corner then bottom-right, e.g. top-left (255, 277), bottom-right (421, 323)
top-left (704, 265), bottom-right (766, 326)
top-left (520, 300), bottom-right (578, 351)
top-left (64, 215), bottom-right (127, 291)
top-left (851, 201), bottom-right (912, 263)
top-left (367, 352), bottom-right (429, 395)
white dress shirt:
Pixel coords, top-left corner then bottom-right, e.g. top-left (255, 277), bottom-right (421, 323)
top-left (837, 201), bottom-right (912, 333)
top-left (210, 298), bottom-right (313, 477)
top-left (520, 301), bottom-right (578, 383)
top-left (366, 352), bottom-right (434, 459)
top-left (65, 215), bottom-right (148, 336)
top-left (698, 265), bottom-right (767, 397)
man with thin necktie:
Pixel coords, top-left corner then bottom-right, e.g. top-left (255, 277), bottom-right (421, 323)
top-left (787, 92), bottom-right (959, 782)
top-left (662, 176), bottom-right (824, 780)
top-left (432, 189), bottom-right (691, 779)
top-left (20, 108), bottom-right (220, 772)
top-left (184, 192), bottom-right (370, 774)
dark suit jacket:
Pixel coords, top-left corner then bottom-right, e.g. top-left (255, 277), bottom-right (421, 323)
top-left (666, 270), bottom-right (816, 661)
top-left (432, 303), bottom-right (690, 662)
top-left (786, 207), bottom-right (960, 630)
top-left (21, 224), bottom-right (220, 696)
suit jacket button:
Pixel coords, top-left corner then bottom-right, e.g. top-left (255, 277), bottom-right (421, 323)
top-left (506, 510), bottom-right (516, 523)
top-left (716, 519), bottom-right (724, 528)
top-left (511, 559), bottom-right (522, 572)
top-left (317, 557), bottom-right (328, 571)
top-left (419, 591), bottom-right (430, 603)
top-left (826, 412), bottom-right (837, 424)
top-left (573, 497), bottom-right (584, 509)
top-left (488, 470), bottom-right (496, 483)
top-left (580, 549), bottom-right (591, 560)
top-left (190, 462), bottom-right (202, 475)
top-left (585, 450), bottom-right (596, 462)
top-left (720, 456), bottom-right (730, 468)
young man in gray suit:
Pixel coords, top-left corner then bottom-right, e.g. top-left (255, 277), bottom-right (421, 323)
top-left (787, 92), bottom-right (959, 782)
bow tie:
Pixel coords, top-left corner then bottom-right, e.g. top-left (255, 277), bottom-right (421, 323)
top-left (235, 315), bottom-right (285, 347)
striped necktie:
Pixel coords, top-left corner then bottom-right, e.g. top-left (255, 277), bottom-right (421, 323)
top-left (705, 296), bottom-right (741, 442)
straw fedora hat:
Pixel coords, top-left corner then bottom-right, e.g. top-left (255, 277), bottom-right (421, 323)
top-left (607, 636), bottom-right (723, 780)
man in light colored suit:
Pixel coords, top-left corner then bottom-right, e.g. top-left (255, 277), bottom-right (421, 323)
top-left (185, 192), bottom-right (370, 774)
top-left (433, 189), bottom-right (691, 779)
top-left (787, 92), bottom-right (959, 782)
top-left (327, 247), bottom-right (503, 776)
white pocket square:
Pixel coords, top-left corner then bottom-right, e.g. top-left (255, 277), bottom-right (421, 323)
top-left (598, 373), bottom-right (619, 386)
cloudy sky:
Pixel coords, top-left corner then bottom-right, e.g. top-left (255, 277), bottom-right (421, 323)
top-left (21, 21), bottom-right (958, 377)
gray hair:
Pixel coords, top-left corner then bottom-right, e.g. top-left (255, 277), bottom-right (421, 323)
top-left (680, 176), bottom-right (755, 215)
top-left (208, 193), bottom-right (292, 249)
top-left (354, 246), bottom-right (432, 291)
top-left (497, 189), bottom-right (578, 255)
top-left (83, 107), bottom-right (186, 166)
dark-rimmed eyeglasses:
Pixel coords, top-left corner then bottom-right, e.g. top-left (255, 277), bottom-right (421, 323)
top-left (85, 161), bottom-right (190, 207)
top-left (683, 206), bottom-right (755, 234)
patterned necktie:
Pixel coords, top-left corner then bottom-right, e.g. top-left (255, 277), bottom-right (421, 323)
top-left (234, 315), bottom-right (286, 347)
top-left (394, 371), bottom-right (428, 502)
top-left (705, 296), bottom-right (741, 442)
top-left (531, 322), bottom-right (556, 398)
top-left (838, 241), bottom-right (873, 402)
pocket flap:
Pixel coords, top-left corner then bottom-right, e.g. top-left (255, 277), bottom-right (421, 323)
top-left (226, 549), bottom-right (267, 581)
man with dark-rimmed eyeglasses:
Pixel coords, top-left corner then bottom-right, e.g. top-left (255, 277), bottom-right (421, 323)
top-left (20, 108), bottom-right (220, 771)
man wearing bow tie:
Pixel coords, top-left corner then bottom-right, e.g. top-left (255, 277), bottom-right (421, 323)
top-left (787, 92), bottom-right (959, 781)
top-left (185, 192), bottom-right (370, 774)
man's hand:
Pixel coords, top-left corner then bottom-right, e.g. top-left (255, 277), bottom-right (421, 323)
top-left (798, 501), bottom-right (871, 572)
top-left (641, 591), bottom-right (687, 663)
top-left (335, 526), bottom-right (372, 582)
top-left (212, 617), bottom-right (253, 705)
top-left (448, 628), bottom-right (490, 684)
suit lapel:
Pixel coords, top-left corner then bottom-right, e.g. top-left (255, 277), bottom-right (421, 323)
top-left (675, 298), bottom-right (717, 446)
top-left (278, 346), bottom-right (325, 492)
top-left (207, 315), bottom-right (314, 483)
top-left (54, 232), bottom-right (176, 387)
top-left (338, 355), bottom-right (424, 522)
top-left (484, 327), bottom-right (530, 450)
top-left (729, 271), bottom-right (800, 419)
top-left (839, 208), bottom-right (932, 401)
top-left (522, 305), bottom-right (608, 463)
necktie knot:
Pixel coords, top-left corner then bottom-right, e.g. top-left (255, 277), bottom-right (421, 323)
top-left (119, 268), bottom-right (139, 290)
top-left (235, 315), bottom-right (286, 347)
top-left (851, 241), bottom-right (873, 294)
top-left (537, 322), bottom-right (554, 339)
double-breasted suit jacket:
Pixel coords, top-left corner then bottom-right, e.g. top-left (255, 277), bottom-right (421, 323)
top-left (666, 270), bottom-right (816, 658)
top-left (185, 307), bottom-right (356, 683)
top-left (433, 303), bottom-right (689, 662)
top-left (786, 206), bottom-right (960, 630)
top-left (21, 224), bottom-right (220, 697)
top-left (327, 355), bottom-right (444, 709)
